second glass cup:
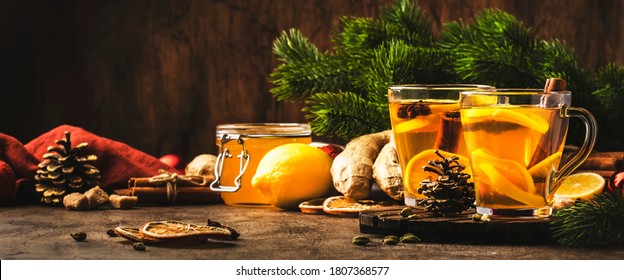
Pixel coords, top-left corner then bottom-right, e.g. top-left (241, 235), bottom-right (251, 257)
top-left (388, 84), bottom-right (494, 206)
top-left (459, 89), bottom-right (597, 218)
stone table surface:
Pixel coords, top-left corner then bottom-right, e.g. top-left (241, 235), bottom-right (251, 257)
top-left (0, 204), bottom-right (622, 260)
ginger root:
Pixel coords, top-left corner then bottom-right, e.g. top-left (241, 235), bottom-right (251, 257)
top-left (330, 130), bottom-right (392, 199)
top-left (372, 140), bottom-right (403, 201)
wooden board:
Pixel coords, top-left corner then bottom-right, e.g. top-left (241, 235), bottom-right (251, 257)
top-left (359, 206), bottom-right (555, 244)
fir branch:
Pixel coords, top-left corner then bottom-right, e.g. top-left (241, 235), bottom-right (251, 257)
top-left (269, 53), bottom-right (357, 102)
top-left (451, 42), bottom-right (543, 87)
top-left (361, 39), bottom-right (457, 103)
top-left (272, 28), bottom-right (322, 63)
top-left (304, 91), bottom-right (391, 140)
top-left (440, 9), bottom-right (543, 87)
top-left (332, 0), bottom-right (434, 54)
top-left (551, 190), bottom-right (624, 247)
top-left (593, 64), bottom-right (624, 150)
top-left (332, 16), bottom-right (387, 54)
top-left (379, 0), bottom-right (434, 47)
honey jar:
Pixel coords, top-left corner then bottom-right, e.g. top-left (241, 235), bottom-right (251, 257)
top-left (210, 123), bottom-right (312, 206)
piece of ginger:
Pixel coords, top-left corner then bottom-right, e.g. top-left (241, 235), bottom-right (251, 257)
top-left (373, 140), bottom-right (403, 201)
top-left (331, 130), bottom-right (392, 199)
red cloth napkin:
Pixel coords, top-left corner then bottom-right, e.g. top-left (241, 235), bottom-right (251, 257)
top-left (0, 125), bottom-right (177, 204)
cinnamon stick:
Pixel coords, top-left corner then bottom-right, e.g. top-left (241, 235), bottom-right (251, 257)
top-left (127, 173), bottom-right (220, 205)
top-left (544, 78), bottom-right (567, 92)
top-left (433, 111), bottom-right (462, 152)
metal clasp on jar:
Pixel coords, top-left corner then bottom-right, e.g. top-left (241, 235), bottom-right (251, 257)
top-left (210, 134), bottom-right (250, 193)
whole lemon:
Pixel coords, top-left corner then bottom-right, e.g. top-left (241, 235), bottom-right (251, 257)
top-left (251, 143), bottom-right (333, 210)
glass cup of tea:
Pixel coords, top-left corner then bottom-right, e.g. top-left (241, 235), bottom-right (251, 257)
top-left (388, 84), bottom-right (494, 206)
top-left (459, 89), bottom-right (597, 218)
top-left (210, 123), bottom-right (312, 206)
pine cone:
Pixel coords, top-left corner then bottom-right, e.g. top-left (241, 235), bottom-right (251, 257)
top-left (34, 131), bottom-right (101, 205)
top-left (416, 150), bottom-right (475, 215)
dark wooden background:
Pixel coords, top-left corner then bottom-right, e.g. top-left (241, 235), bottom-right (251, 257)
top-left (2, 0), bottom-right (623, 160)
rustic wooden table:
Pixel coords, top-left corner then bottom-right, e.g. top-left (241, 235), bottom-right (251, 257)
top-left (0, 204), bottom-right (622, 260)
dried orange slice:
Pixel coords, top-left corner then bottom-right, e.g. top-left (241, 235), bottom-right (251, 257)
top-left (299, 198), bottom-right (326, 215)
top-left (139, 221), bottom-right (235, 243)
top-left (322, 196), bottom-right (396, 217)
top-left (113, 227), bottom-right (144, 242)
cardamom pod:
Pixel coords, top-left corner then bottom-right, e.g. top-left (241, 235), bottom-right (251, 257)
top-left (400, 233), bottom-right (420, 243)
top-left (70, 232), bottom-right (87, 241)
top-left (132, 242), bottom-right (146, 251)
top-left (106, 229), bottom-right (118, 237)
top-left (383, 235), bottom-right (399, 245)
top-left (352, 235), bottom-right (371, 245)
top-left (406, 213), bottom-right (421, 220)
top-left (400, 207), bottom-right (414, 217)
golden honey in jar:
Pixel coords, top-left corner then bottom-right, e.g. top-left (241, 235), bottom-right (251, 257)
top-left (211, 123), bottom-right (311, 206)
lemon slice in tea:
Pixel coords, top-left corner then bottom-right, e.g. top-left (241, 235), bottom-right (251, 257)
top-left (462, 108), bottom-right (549, 134)
top-left (471, 148), bottom-right (545, 207)
top-left (528, 152), bottom-right (562, 183)
top-left (394, 114), bottom-right (440, 133)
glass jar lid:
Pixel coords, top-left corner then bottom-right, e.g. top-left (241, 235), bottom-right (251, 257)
top-left (216, 123), bottom-right (311, 138)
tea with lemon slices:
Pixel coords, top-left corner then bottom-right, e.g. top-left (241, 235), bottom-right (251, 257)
top-left (461, 106), bottom-right (569, 211)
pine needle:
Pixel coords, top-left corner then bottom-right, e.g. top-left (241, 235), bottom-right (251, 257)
top-left (304, 91), bottom-right (390, 140)
top-left (551, 189), bottom-right (624, 247)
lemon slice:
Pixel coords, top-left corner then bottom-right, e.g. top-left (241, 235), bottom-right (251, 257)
top-left (462, 108), bottom-right (549, 134)
top-left (553, 172), bottom-right (605, 201)
top-left (403, 149), bottom-right (471, 197)
top-left (429, 103), bottom-right (460, 114)
top-left (528, 152), bottom-right (562, 183)
top-left (394, 114), bottom-right (440, 133)
top-left (471, 148), bottom-right (545, 206)
top-left (477, 163), bottom-right (545, 207)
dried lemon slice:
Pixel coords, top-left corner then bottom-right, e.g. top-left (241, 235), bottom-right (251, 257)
top-left (322, 196), bottom-right (396, 217)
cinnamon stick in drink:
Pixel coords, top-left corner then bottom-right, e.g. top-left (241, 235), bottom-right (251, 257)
top-left (433, 111), bottom-right (463, 152)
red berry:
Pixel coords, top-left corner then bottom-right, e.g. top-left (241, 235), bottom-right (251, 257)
top-left (309, 142), bottom-right (344, 160)
top-left (608, 170), bottom-right (624, 194)
top-left (159, 154), bottom-right (185, 172)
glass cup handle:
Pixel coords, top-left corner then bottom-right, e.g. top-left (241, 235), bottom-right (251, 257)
top-left (546, 105), bottom-right (598, 201)
top-left (210, 134), bottom-right (250, 193)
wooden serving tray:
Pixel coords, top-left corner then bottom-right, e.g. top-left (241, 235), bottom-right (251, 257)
top-left (359, 206), bottom-right (555, 244)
